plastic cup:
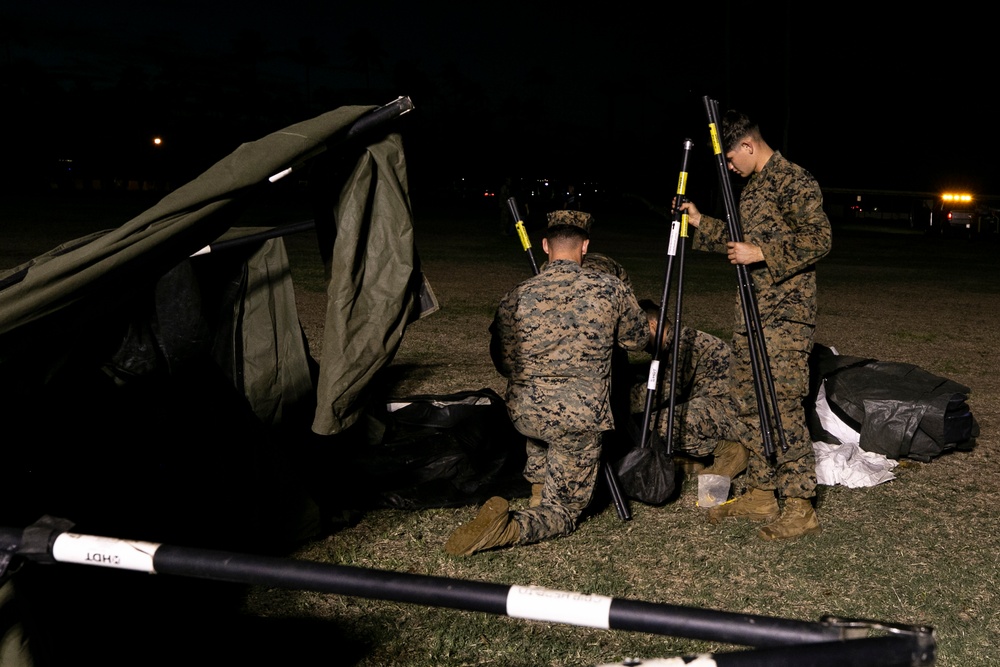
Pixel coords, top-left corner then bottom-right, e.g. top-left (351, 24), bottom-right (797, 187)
top-left (697, 474), bottom-right (731, 508)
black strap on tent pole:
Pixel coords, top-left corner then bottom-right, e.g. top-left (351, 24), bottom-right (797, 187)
top-left (702, 96), bottom-right (787, 458)
top-left (639, 139), bottom-right (693, 453)
top-left (505, 199), bottom-right (631, 521)
top-left (191, 219), bottom-right (317, 255)
top-left (0, 520), bottom-right (935, 665)
top-left (345, 95), bottom-right (415, 140)
top-left (266, 95), bottom-right (415, 187)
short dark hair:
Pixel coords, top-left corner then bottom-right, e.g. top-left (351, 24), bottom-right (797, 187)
top-left (721, 110), bottom-right (761, 153)
top-left (543, 224), bottom-right (588, 243)
top-left (638, 298), bottom-right (660, 318)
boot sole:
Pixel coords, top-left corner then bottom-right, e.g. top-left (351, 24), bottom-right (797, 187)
top-left (758, 523), bottom-right (822, 541)
top-left (707, 512), bottom-right (779, 525)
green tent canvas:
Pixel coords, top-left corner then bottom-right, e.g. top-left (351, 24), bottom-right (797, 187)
top-left (0, 98), bottom-right (429, 432)
top-left (0, 98), bottom-right (433, 545)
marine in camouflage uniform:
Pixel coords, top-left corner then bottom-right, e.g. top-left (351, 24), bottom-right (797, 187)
top-left (559, 240), bottom-right (741, 470)
top-left (631, 325), bottom-right (744, 458)
top-left (682, 109), bottom-right (831, 539)
top-left (446, 210), bottom-right (649, 555)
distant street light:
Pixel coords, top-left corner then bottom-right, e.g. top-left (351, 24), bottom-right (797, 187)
top-left (152, 137), bottom-right (163, 147)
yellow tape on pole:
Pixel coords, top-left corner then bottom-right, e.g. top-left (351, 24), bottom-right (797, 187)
top-left (709, 123), bottom-right (722, 155)
top-left (515, 220), bottom-right (531, 252)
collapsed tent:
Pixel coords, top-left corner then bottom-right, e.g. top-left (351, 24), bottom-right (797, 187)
top-left (808, 344), bottom-right (978, 462)
top-left (0, 97), bottom-right (440, 549)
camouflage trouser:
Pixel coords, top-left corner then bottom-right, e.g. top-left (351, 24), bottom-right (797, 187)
top-left (511, 415), bottom-right (603, 544)
top-left (731, 320), bottom-right (816, 498)
top-left (630, 384), bottom-right (744, 458)
top-left (656, 395), bottom-right (746, 458)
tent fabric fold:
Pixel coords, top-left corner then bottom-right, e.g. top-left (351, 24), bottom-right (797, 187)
top-left (313, 132), bottom-right (418, 435)
top-left (235, 237), bottom-right (315, 427)
top-left (0, 106), bottom-right (375, 338)
top-left (809, 344), bottom-right (978, 462)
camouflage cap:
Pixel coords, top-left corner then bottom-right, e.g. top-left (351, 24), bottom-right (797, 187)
top-left (546, 209), bottom-right (593, 233)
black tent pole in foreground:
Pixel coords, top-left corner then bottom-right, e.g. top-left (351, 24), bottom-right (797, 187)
top-left (0, 519), bottom-right (934, 666)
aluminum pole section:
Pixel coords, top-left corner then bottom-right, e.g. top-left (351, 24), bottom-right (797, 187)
top-left (507, 197), bottom-right (539, 275)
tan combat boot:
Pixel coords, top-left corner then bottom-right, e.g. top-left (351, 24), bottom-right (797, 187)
top-left (700, 440), bottom-right (749, 480)
top-left (758, 498), bottom-right (821, 541)
top-left (529, 484), bottom-right (544, 508)
top-left (706, 487), bottom-right (779, 524)
top-left (444, 496), bottom-right (521, 556)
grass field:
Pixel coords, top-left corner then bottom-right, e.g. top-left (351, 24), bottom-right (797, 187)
top-left (271, 197), bottom-right (999, 666)
top-left (3, 191), bottom-right (998, 665)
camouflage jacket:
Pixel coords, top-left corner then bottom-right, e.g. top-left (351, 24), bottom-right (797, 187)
top-left (492, 259), bottom-right (649, 431)
top-left (671, 326), bottom-right (731, 400)
top-left (692, 152), bottom-right (832, 330)
top-left (539, 252), bottom-right (632, 291)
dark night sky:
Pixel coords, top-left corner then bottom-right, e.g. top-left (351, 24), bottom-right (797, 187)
top-left (3, 2), bottom-right (996, 198)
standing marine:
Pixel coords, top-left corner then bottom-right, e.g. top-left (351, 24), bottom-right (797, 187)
top-left (679, 109), bottom-right (832, 540)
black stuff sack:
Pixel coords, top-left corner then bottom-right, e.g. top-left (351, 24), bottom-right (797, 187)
top-left (811, 344), bottom-right (979, 462)
top-left (351, 389), bottom-right (529, 509)
top-left (614, 417), bottom-right (677, 505)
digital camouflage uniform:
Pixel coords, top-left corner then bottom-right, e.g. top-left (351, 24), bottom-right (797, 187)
top-left (692, 152), bottom-right (832, 498)
top-left (631, 326), bottom-right (745, 457)
top-left (541, 252), bottom-right (632, 290)
top-left (581, 253), bottom-right (632, 291)
top-left (492, 259), bottom-right (649, 544)
top-left (542, 250), bottom-right (636, 459)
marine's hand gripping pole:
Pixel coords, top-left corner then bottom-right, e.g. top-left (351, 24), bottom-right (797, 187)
top-left (505, 199), bottom-right (632, 521)
top-left (639, 139), bottom-right (694, 453)
top-left (702, 96), bottom-right (787, 458)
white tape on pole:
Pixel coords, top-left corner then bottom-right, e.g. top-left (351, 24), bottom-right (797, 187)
top-left (51, 533), bottom-right (160, 573)
top-left (668, 220), bottom-right (680, 256)
top-left (506, 585), bottom-right (613, 629)
top-left (597, 657), bottom-right (717, 666)
top-left (646, 360), bottom-right (660, 390)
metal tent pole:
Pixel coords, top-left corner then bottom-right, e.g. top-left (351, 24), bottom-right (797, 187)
top-left (701, 96), bottom-right (787, 459)
top-left (639, 138), bottom-right (694, 454)
top-left (0, 519), bottom-right (934, 666)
